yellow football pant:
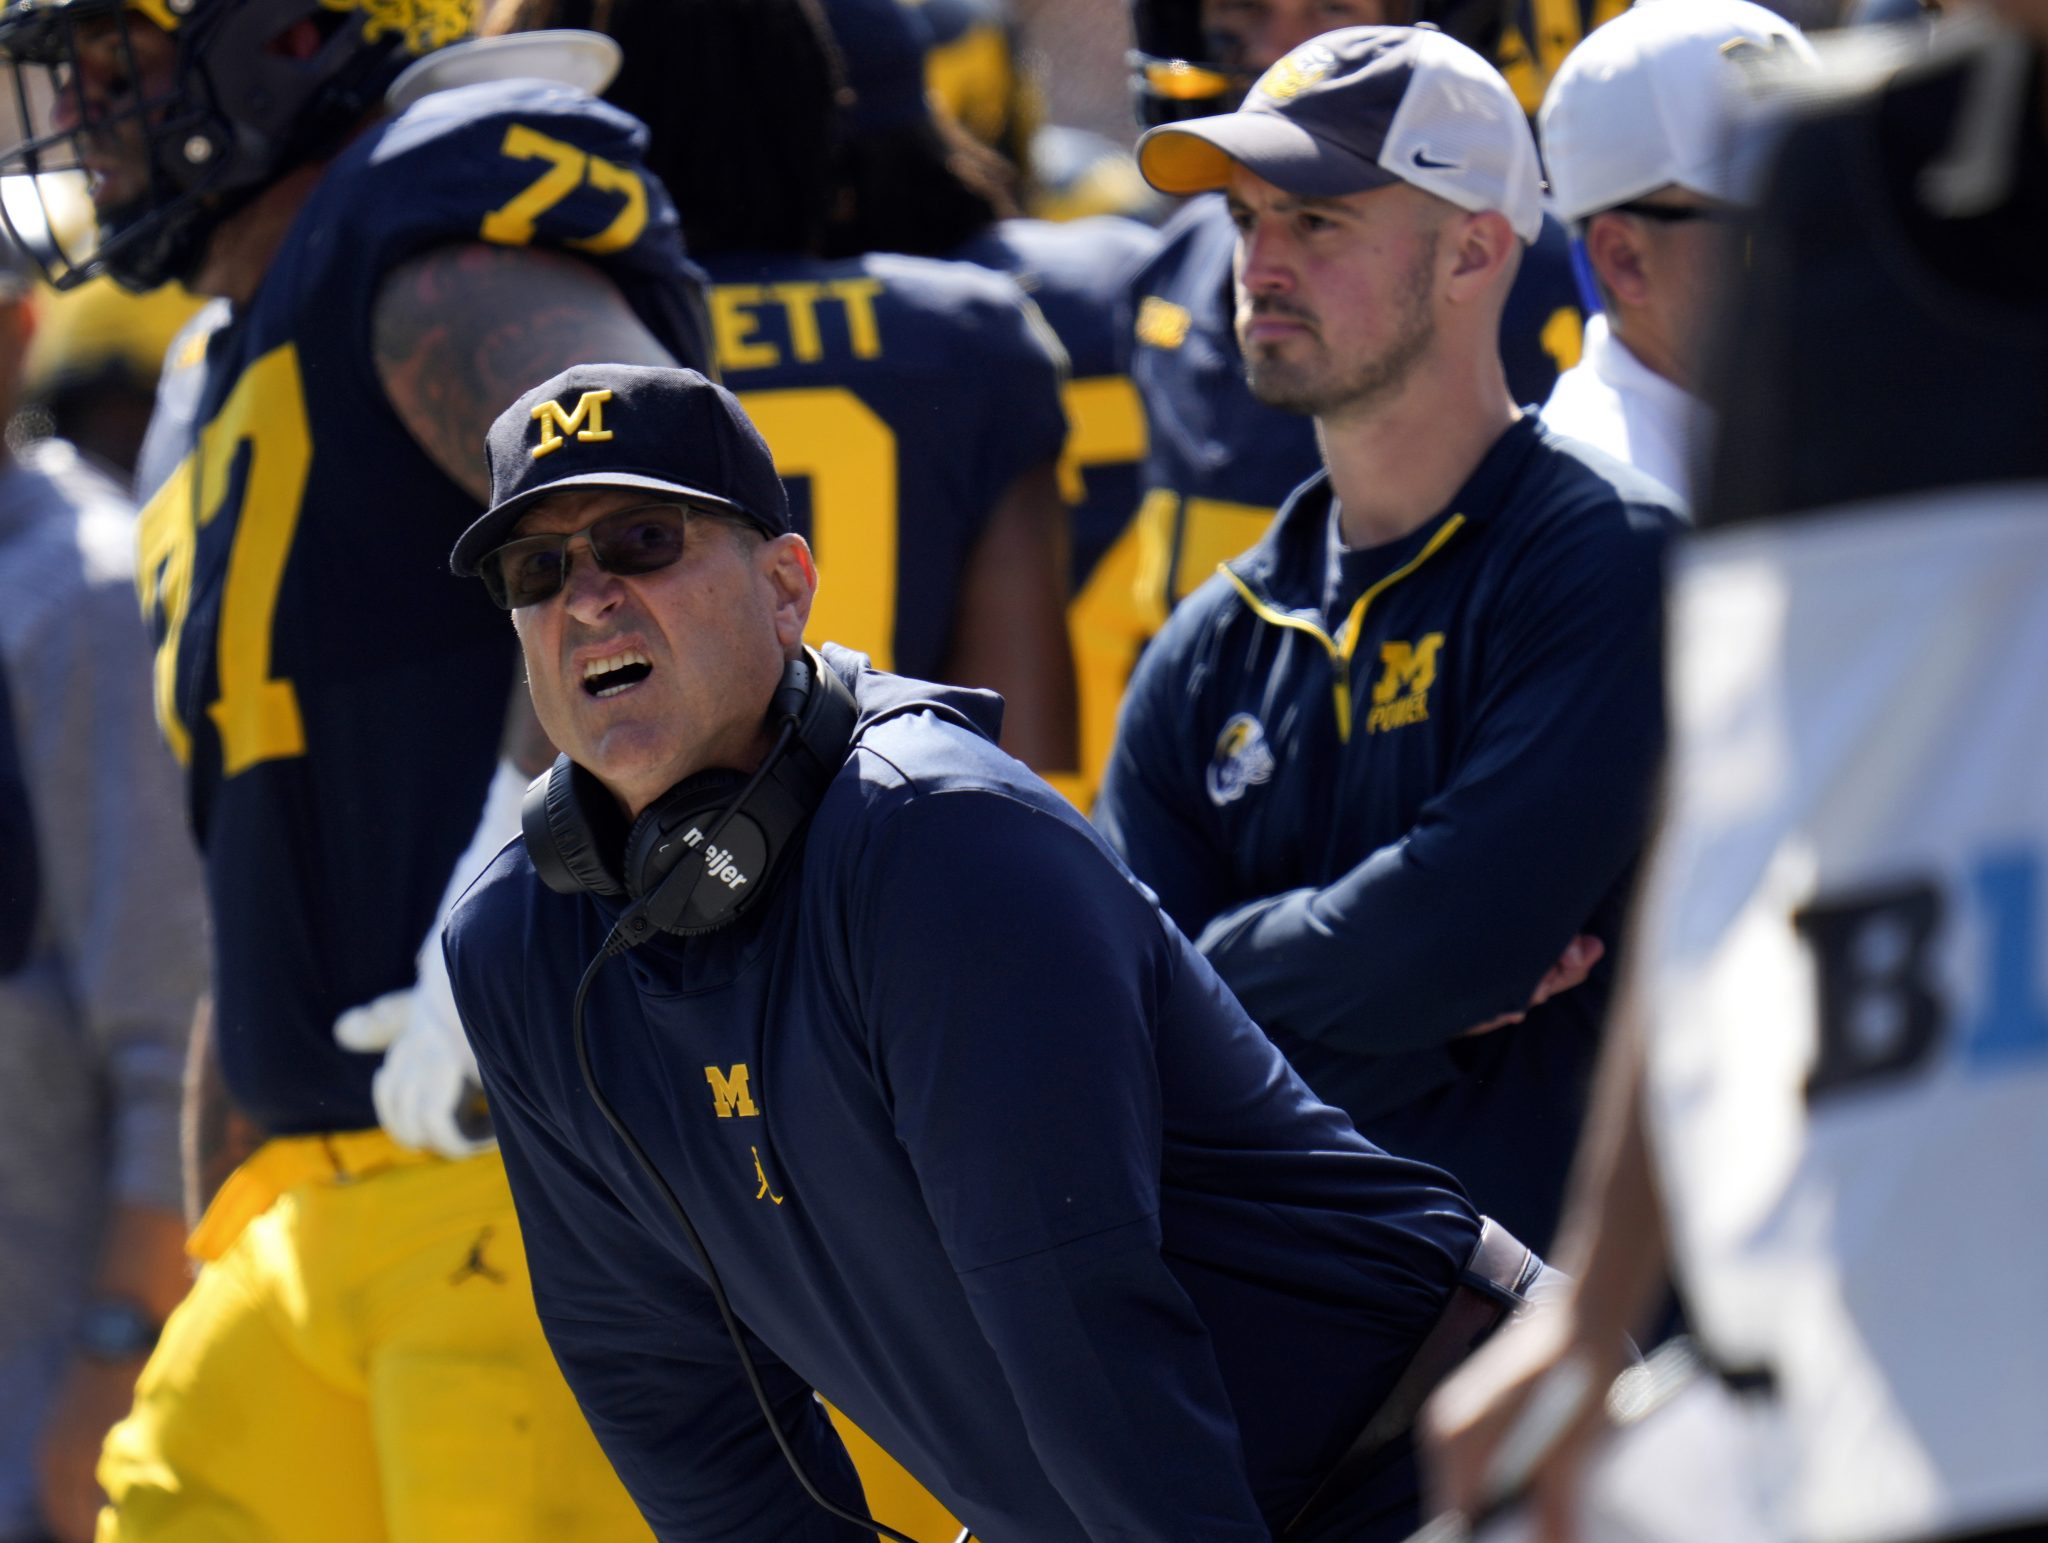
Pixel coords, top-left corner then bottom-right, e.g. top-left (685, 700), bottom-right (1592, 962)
top-left (827, 1403), bottom-right (968, 1543)
top-left (95, 1137), bottom-right (652, 1543)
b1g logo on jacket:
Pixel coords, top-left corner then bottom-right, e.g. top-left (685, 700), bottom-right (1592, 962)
top-left (1206, 713), bottom-right (1275, 807)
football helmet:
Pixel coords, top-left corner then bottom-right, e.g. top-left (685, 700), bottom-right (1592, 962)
top-left (1127, 0), bottom-right (1513, 128)
top-left (0, 0), bottom-right (476, 290)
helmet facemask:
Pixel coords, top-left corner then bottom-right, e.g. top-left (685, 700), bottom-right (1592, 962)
top-left (1127, 0), bottom-right (1244, 130)
top-left (0, 0), bottom-right (472, 292)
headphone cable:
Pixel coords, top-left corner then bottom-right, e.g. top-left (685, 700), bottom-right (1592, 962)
top-left (569, 943), bottom-right (931, 1543)
top-left (564, 721), bottom-right (936, 1543)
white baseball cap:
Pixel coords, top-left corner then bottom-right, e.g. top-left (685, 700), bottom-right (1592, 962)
top-left (1137, 26), bottom-right (1545, 244)
top-left (1539, 0), bottom-right (1816, 224)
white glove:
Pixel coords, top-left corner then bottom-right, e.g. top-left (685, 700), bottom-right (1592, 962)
top-left (334, 759), bottom-right (530, 1158)
top-left (333, 948), bottom-right (492, 1158)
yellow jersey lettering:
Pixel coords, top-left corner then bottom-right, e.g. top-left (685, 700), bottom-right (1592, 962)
top-left (829, 278), bottom-right (885, 359)
top-left (737, 387), bottom-right (898, 667)
top-left (711, 286), bottom-right (778, 372)
top-left (1541, 306), bottom-right (1585, 375)
top-left (136, 342), bottom-right (313, 775)
top-left (704, 1064), bottom-right (759, 1118)
top-left (136, 457), bottom-right (198, 765)
top-left (772, 281), bottom-right (830, 363)
top-left (480, 124), bottom-right (648, 251)
top-left (1055, 374), bottom-right (1145, 507)
top-left (711, 280), bottom-right (888, 372)
top-left (1135, 296), bottom-right (1192, 351)
top-left (1366, 632), bottom-right (1445, 735)
top-left (529, 388), bottom-right (615, 459)
top-left (567, 151), bottom-right (648, 254)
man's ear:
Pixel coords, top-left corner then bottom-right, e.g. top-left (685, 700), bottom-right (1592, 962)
top-left (1442, 209), bottom-right (1517, 301)
top-left (763, 533), bottom-right (816, 651)
top-left (1584, 212), bottom-right (1650, 309)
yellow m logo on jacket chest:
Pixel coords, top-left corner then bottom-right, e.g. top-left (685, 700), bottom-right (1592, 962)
top-left (704, 1064), bottom-right (759, 1118)
top-left (1366, 633), bottom-right (1445, 734)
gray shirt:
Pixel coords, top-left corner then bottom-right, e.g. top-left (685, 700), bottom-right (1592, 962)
top-left (0, 439), bottom-right (204, 1540)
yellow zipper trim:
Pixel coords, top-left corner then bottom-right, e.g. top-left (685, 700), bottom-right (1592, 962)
top-left (1219, 513), bottom-right (1467, 743)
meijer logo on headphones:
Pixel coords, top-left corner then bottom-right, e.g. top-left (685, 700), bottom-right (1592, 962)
top-left (682, 827), bottom-right (751, 891)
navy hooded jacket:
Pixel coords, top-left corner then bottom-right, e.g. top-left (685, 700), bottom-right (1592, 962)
top-left (445, 646), bottom-right (1480, 1542)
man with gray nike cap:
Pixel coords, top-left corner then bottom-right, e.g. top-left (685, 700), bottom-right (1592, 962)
top-left (1097, 26), bottom-right (1681, 1258)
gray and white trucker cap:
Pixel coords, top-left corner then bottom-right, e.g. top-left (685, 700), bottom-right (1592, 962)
top-left (1136, 25), bottom-right (1544, 243)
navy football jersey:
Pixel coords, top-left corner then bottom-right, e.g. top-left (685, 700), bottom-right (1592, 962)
top-left (1496, 0), bottom-right (1633, 115)
top-left (952, 216), bottom-right (1160, 584)
top-left (952, 214), bottom-right (1162, 798)
top-left (698, 250), bottom-right (1067, 681)
top-left (132, 81), bottom-right (707, 1135)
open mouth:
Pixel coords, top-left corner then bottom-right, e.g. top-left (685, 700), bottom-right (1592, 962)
top-left (582, 649), bottom-right (652, 699)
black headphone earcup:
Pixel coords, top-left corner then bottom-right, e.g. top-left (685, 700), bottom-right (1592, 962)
top-left (530, 650), bottom-right (860, 934)
top-left (622, 770), bottom-right (774, 934)
top-left (621, 770), bottom-right (746, 899)
top-left (522, 756), bottom-right (629, 898)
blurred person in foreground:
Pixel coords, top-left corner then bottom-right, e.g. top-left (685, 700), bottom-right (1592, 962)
top-left (1098, 26), bottom-right (1680, 1255)
top-left (1425, 5), bottom-right (2048, 1540)
top-left (0, 0), bottom-right (709, 1535)
top-left (1538, 0), bottom-right (1817, 511)
top-left (0, 242), bottom-right (204, 1543)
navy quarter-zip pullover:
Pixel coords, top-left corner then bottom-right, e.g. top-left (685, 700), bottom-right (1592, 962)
top-left (445, 648), bottom-right (1481, 1543)
top-left (1095, 417), bottom-right (1679, 1250)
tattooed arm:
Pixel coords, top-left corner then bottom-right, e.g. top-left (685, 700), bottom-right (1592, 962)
top-left (373, 242), bottom-right (679, 771)
top-left (182, 994), bottom-right (263, 1225)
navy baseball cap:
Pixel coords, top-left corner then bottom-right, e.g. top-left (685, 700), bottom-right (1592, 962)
top-left (1137, 26), bottom-right (1544, 243)
top-left (450, 364), bottom-right (792, 577)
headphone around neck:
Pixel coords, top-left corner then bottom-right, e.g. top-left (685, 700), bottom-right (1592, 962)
top-left (521, 646), bottom-right (859, 936)
top-left (531, 645), bottom-right (960, 1543)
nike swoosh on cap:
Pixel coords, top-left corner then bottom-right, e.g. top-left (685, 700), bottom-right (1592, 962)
top-left (1411, 148), bottom-right (1461, 170)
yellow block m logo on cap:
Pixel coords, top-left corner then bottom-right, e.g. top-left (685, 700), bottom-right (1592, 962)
top-left (705, 1064), bottom-right (759, 1118)
top-left (530, 388), bottom-right (615, 459)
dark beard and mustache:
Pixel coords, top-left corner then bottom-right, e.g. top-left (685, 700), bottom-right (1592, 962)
top-left (1237, 230), bottom-right (1439, 418)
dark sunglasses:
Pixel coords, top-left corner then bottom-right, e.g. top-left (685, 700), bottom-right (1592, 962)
top-left (1610, 200), bottom-right (1730, 225)
top-left (480, 502), bottom-right (746, 610)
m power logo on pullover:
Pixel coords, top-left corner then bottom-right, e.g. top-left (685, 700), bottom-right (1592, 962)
top-left (1366, 633), bottom-right (1444, 734)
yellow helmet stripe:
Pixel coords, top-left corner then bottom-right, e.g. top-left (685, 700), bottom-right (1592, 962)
top-left (124, 0), bottom-right (184, 32)
top-left (1142, 58), bottom-right (1232, 102)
